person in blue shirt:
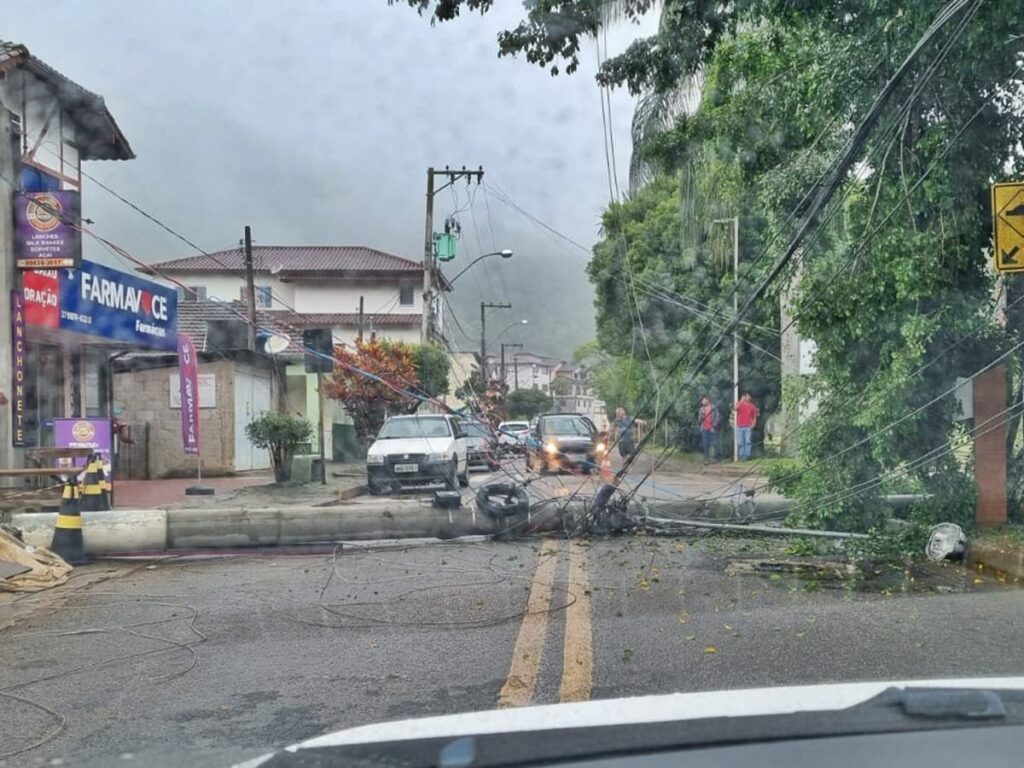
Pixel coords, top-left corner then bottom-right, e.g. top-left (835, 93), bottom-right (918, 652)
top-left (612, 407), bottom-right (636, 459)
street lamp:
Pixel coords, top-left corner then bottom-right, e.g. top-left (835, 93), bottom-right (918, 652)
top-left (712, 217), bottom-right (740, 462)
top-left (490, 319), bottom-right (527, 383)
top-left (445, 249), bottom-right (513, 288)
top-left (494, 318), bottom-right (528, 342)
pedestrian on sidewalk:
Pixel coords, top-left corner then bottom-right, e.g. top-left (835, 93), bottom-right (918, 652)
top-left (612, 407), bottom-right (636, 459)
top-left (698, 396), bottom-right (720, 464)
top-left (734, 392), bottom-right (759, 460)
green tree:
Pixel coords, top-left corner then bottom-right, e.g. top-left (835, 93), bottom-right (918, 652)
top-left (245, 412), bottom-right (313, 483)
top-left (506, 389), bottom-right (554, 420)
top-left (551, 377), bottom-right (572, 397)
top-left (399, 0), bottom-right (1024, 532)
top-left (413, 344), bottom-right (451, 398)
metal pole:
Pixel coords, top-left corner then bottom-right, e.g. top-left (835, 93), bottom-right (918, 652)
top-left (421, 168), bottom-right (435, 343)
top-left (480, 301), bottom-right (486, 379)
top-left (357, 295), bottom-right (365, 343)
top-left (733, 216), bottom-right (739, 463)
top-left (243, 225), bottom-right (257, 352)
top-left (318, 370), bottom-right (326, 485)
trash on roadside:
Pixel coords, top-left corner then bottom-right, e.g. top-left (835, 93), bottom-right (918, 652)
top-left (925, 523), bottom-right (968, 562)
top-left (0, 524), bottom-right (71, 592)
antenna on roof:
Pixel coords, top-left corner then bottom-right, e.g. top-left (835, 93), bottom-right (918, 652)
top-left (269, 263), bottom-right (284, 275)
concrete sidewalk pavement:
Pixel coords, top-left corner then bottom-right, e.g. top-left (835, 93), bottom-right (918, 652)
top-left (111, 461), bottom-right (367, 510)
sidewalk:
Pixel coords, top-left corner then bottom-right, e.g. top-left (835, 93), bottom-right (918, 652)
top-left (967, 528), bottom-right (1024, 581)
top-left (112, 461), bottom-right (366, 509)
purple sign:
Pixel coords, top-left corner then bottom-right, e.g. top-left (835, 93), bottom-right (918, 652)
top-left (11, 292), bottom-right (27, 446)
top-left (178, 333), bottom-right (200, 455)
top-left (14, 190), bottom-right (82, 269)
top-left (54, 418), bottom-right (112, 471)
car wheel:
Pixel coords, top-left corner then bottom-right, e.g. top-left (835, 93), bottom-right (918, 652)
top-left (445, 458), bottom-right (459, 490)
top-left (367, 477), bottom-right (386, 496)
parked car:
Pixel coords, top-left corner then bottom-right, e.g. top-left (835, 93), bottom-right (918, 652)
top-left (365, 414), bottom-right (469, 494)
top-left (497, 420), bottom-right (531, 453)
top-left (527, 412), bottom-right (605, 474)
top-left (459, 418), bottom-right (500, 471)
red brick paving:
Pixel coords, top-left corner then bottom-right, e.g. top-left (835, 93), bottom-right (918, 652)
top-left (113, 473), bottom-right (273, 508)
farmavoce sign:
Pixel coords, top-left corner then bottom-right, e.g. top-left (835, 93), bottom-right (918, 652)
top-left (58, 260), bottom-right (177, 350)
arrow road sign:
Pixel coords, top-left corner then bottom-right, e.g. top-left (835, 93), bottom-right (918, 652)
top-left (993, 182), bottom-right (1024, 273)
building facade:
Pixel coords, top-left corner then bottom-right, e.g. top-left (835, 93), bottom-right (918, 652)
top-left (0, 42), bottom-right (138, 468)
top-left (143, 245), bottom-right (425, 461)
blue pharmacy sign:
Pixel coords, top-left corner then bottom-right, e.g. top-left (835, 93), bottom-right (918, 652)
top-left (59, 260), bottom-right (177, 350)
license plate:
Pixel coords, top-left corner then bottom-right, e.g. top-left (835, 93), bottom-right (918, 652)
top-left (393, 463), bottom-right (418, 473)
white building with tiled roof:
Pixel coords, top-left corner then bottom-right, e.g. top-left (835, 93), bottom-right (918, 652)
top-left (144, 244), bottom-right (424, 346)
top-left (143, 244), bottom-right (427, 461)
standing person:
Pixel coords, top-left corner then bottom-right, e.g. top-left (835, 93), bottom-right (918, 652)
top-left (734, 392), bottom-right (759, 460)
top-left (698, 396), bottom-right (720, 464)
top-left (612, 407), bottom-right (636, 460)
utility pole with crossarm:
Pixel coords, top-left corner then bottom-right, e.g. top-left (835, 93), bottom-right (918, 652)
top-left (421, 165), bottom-right (484, 342)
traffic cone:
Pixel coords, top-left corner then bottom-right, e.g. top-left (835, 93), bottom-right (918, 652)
top-left (600, 452), bottom-right (613, 481)
top-left (50, 482), bottom-right (87, 565)
top-left (80, 456), bottom-right (104, 512)
top-left (96, 456), bottom-right (111, 511)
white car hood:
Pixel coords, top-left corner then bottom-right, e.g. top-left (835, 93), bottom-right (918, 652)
top-left (368, 436), bottom-right (453, 457)
top-left (240, 676), bottom-right (1024, 765)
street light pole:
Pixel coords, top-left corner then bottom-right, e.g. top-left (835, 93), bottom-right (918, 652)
top-left (421, 166), bottom-right (485, 342)
top-left (713, 217), bottom-right (740, 463)
top-left (445, 249), bottom-right (513, 287)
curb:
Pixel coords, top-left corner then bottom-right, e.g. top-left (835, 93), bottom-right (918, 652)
top-left (966, 541), bottom-right (1024, 580)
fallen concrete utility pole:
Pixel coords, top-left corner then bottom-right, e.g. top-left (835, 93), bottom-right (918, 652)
top-left (8, 502), bottom-right (586, 556)
top-left (644, 515), bottom-right (870, 540)
top-left (7, 492), bottom-right (912, 555)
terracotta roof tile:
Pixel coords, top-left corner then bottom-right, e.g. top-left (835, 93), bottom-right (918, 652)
top-left (148, 245), bottom-right (420, 275)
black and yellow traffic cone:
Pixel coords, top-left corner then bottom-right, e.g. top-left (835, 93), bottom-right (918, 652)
top-left (96, 455), bottom-right (111, 511)
top-left (80, 456), bottom-right (104, 513)
top-left (51, 482), bottom-right (87, 565)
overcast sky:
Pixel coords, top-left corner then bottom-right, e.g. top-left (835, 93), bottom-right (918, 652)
top-left (4, 1), bottom-right (657, 356)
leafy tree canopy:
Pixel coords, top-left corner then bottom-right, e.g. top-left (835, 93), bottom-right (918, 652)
top-left (506, 388), bottom-right (555, 420)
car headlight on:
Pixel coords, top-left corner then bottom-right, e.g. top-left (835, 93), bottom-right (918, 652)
top-left (544, 442), bottom-right (559, 456)
top-left (595, 442), bottom-right (607, 453)
top-left (426, 452), bottom-right (448, 462)
top-left (366, 454), bottom-right (385, 465)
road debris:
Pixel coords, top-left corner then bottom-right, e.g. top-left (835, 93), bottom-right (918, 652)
top-left (925, 523), bottom-right (968, 562)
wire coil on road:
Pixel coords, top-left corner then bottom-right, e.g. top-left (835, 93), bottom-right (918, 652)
top-left (476, 483), bottom-right (530, 519)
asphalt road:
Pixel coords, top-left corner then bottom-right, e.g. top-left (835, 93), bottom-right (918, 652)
top-left (347, 452), bottom-right (762, 514)
top-left (3, 530), bottom-right (1023, 766)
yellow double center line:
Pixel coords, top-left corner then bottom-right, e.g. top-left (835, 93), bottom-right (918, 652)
top-left (498, 539), bottom-right (593, 708)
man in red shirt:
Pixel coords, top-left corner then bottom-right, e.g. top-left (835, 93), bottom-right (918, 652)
top-left (735, 392), bottom-right (759, 460)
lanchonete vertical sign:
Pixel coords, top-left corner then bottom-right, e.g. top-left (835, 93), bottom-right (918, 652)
top-left (177, 333), bottom-right (200, 454)
top-left (11, 292), bottom-right (27, 446)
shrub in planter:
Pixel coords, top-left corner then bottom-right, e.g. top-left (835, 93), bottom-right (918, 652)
top-left (245, 411), bottom-right (313, 482)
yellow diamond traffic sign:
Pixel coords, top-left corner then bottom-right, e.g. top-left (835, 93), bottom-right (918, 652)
top-left (993, 182), bottom-right (1024, 272)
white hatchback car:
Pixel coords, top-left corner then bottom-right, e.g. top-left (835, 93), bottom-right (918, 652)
top-left (365, 414), bottom-right (469, 495)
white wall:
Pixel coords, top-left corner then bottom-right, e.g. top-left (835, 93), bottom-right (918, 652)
top-left (329, 324), bottom-right (420, 347)
top-left (169, 274), bottom-right (297, 309)
top-left (292, 280), bottom-right (420, 315)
